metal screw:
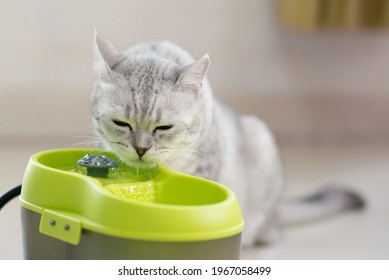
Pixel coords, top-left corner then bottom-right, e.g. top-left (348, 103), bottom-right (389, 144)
top-left (50, 220), bottom-right (56, 226)
top-left (64, 224), bottom-right (70, 231)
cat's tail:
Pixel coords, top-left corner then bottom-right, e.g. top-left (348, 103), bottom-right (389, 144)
top-left (277, 185), bottom-right (365, 227)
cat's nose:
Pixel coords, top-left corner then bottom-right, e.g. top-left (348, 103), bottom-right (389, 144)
top-left (135, 147), bottom-right (149, 158)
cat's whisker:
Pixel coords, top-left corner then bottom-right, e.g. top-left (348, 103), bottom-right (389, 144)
top-left (168, 150), bottom-right (203, 162)
top-left (70, 136), bottom-right (103, 148)
top-left (166, 149), bottom-right (209, 178)
top-left (160, 159), bottom-right (173, 170)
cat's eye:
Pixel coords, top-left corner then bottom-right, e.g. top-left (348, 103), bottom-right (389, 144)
top-left (153, 125), bottom-right (174, 133)
top-left (112, 120), bottom-right (132, 130)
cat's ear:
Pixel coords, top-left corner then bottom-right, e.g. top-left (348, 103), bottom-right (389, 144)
top-left (93, 31), bottom-right (122, 73)
top-left (176, 54), bottom-right (210, 94)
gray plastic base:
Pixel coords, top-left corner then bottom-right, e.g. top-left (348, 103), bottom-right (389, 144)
top-left (21, 208), bottom-right (241, 259)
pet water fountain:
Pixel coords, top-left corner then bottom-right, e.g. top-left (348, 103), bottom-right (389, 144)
top-left (20, 148), bottom-right (243, 259)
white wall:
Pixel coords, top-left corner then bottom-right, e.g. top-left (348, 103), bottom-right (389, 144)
top-left (1, 0), bottom-right (389, 144)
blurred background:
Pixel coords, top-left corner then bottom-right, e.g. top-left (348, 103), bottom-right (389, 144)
top-left (1, 0), bottom-right (388, 259)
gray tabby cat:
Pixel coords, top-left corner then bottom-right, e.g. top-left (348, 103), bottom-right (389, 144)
top-left (91, 32), bottom-right (364, 247)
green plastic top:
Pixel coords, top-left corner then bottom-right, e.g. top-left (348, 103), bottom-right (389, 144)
top-left (20, 149), bottom-right (243, 244)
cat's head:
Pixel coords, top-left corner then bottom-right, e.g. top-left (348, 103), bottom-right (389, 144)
top-left (91, 32), bottom-right (211, 168)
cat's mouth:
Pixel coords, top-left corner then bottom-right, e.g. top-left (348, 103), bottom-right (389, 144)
top-left (107, 141), bottom-right (160, 168)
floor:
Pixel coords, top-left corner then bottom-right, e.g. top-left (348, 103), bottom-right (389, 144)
top-left (0, 140), bottom-right (388, 259)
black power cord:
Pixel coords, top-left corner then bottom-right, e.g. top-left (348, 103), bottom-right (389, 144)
top-left (0, 185), bottom-right (22, 211)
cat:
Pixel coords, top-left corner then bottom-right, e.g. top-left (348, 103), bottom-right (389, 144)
top-left (90, 32), bottom-right (364, 247)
